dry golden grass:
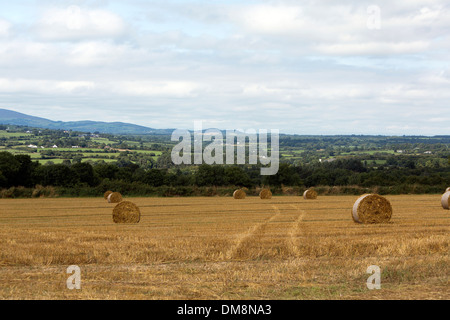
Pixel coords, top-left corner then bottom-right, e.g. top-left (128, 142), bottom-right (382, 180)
top-left (0, 195), bottom-right (448, 300)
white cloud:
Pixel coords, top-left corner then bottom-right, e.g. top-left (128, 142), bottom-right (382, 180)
top-left (35, 6), bottom-right (126, 41)
top-left (0, 1), bottom-right (449, 135)
top-left (110, 80), bottom-right (203, 98)
top-left (0, 78), bottom-right (95, 95)
top-left (315, 41), bottom-right (430, 55)
top-left (0, 77), bottom-right (203, 98)
top-left (67, 41), bottom-right (130, 66)
top-left (230, 2), bottom-right (450, 56)
top-left (0, 19), bottom-right (11, 37)
top-left (236, 5), bottom-right (306, 35)
top-left (0, 40), bottom-right (59, 67)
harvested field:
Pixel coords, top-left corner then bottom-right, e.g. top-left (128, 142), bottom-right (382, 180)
top-left (0, 195), bottom-right (448, 300)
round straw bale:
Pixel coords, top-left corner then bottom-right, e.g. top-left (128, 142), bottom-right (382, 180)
top-left (107, 192), bottom-right (123, 203)
top-left (259, 188), bottom-right (272, 199)
top-left (112, 201), bottom-right (140, 223)
top-left (233, 189), bottom-right (246, 199)
top-left (303, 189), bottom-right (318, 200)
top-left (441, 191), bottom-right (450, 210)
top-left (352, 194), bottom-right (392, 224)
top-left (104, 190), bottom-right (113, 200)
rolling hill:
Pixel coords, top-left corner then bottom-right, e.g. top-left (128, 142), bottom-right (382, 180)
top-left (0, 108), bottom-right (172, 135)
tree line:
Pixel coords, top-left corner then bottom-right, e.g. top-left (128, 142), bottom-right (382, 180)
top-left (0, 151), bottom-right (448, 197)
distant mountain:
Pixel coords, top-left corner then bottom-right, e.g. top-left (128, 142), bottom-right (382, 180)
top-left (0, 108), bottom-right (173, 135)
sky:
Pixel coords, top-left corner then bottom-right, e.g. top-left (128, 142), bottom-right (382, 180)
top-left (0, 0), bottom-right (449, 135)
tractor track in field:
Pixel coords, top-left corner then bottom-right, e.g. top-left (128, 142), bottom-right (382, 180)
top-left (226, 204), bottom-right (309, 260)
top-left (225, 205), bottom-right (281, 260)
top-left (286, 204), bottom-right (308, 256)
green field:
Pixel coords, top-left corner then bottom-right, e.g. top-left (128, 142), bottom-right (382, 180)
top-left (134, 150), bottom-right (162, 155)
top-left (36, 158), bottom-right (119, 165)
top-left (39, 148), bottom-right (106, 152)
top-left (0, 130), bottom-right (33, 138)
top-left (35, 159), bottom-right (68, 164)
top-left (90, 137), bottom-right (117, 145)
top-left (341, 150), bottom-right (396, 155)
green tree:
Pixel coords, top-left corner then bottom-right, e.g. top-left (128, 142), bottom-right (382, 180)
top-left (72, 162), bottom-right (98, 186)
top-left (263, 163), bottom-right (300, 187)
top-left (0, 171), bottom-right (7, 188)
top-left (224, 166), bottom-right (251, 187)
top-left (195, 165), bottom-right (226, 186)
top-left (0, 152), bottom-right (20, 187)
top-left (14, 154), bottom-right (37, 187)
top-left (94, 164), bottom-right (119, 180)
top-left (34, 164), bottom-right (78, 187)
top-left (142, 169), bottom-right (166, 187)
